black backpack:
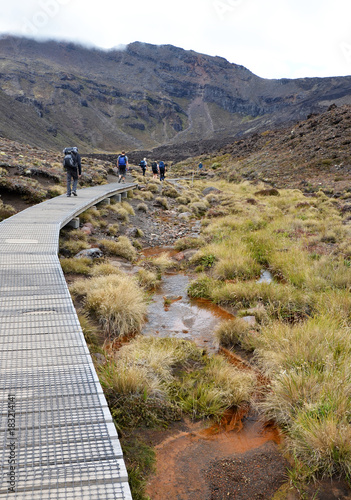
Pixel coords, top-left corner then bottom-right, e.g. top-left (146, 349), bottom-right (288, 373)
top-left (63, 148), bottom-right (78, 169)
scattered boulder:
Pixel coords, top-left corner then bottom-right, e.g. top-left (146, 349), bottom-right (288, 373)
top-left (202, 186), bottom-right (221, 196)
top-left (81, 222), bottom-right (94, 235)
top-left (75, 248), bottom-right (103, 259)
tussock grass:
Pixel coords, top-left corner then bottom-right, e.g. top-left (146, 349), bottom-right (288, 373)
top-left (79, 207), bottom-right (101, 226)
top-left (146, 182), bottom-right (159, 193)
top-left (136, 202), bottom-right (148, 212)
top-left (143, 252), bottom-right (174, 274)
top-left (135, 268), bottom-right (160, 290)
top-left (99, 336), bottom-right (256, 427)
top-left (155, 196), bottom-right (169, 209)
top-left (108, 205), bottom-right (129, 222)
top-left (99, 236), bottom-right (138, 261)
top-left (121, 200), bottom-right (135, 215)
top-left (90, 262), bottom-right (123, 276)
top-left (174, 236), bottom-right (205, 251)
top-left (71, 274), bottom-right (147, 338)
top-left (59, 238), bottom-right (90, 256)
top-left (0, 200), bottom-right (16, 221)
top-left (140, 190), bottom-right (154, 201)
top-left (106, 223), bottom-right (119, 236)
top-left (60, 257), bottom-right (93, 275)
top-left (215, 318), bottom-right (256, 350)
top-left (189, 201), bottom-right (209, 215)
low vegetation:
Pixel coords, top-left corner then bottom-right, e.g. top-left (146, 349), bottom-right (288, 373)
top-left (182, 178), bottom-right (351, 490)
top-left (54, 168), bottom-right (351, 496)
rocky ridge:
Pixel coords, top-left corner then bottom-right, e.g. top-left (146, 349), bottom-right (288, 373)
top-left (1, 36), bottom-right (351, 152)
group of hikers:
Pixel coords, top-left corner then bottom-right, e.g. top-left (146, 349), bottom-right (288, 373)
top-left (63, 147), bottom-right (168, 197)
top-left (116, 152), bottom-right (167, 183)
top-left (115, 152), bottom-right (167, 184)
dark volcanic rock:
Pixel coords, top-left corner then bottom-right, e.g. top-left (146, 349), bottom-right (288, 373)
top-left (2, 36), bottom-right (351, 153)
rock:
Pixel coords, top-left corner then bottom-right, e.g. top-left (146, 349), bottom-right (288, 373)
top-left (126, 227), bottom-right (139, 237)
top-left (202, 187), bottom-right (221, 196)
top-left (173, 252), bottom-right (185, 261)
top-left (110, 258), bottom-right (134, 272)
top-left (182, 249), bottom-right (198, 260)
top-left (163, 294), bottom-right (182, 302)
top-left (75, 248), bottom-right (103, 259)
top-left (242, 316), bottom-right (256, 326)
top-left (178, 212), bottom-right (191, 220)
top-left (81, 223), bottom-right (94, 235)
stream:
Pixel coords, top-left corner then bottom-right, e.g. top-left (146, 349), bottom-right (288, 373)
top-left (141, 272), bottom-right (233, 355)
top-left (140, 250), bottom-right (284, 499)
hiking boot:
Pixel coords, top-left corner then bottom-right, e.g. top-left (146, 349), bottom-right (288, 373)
top-left (72, 191), bottom-right (77, 196)
top-left (66, 194), bottom-right (71, 197)
top-left (118, 178), bottom-right (121, 183)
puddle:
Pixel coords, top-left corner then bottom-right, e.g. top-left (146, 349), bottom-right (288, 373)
top-left (141, 273), bottom-right (234, 354)
top-left (146, 412), bottom-right (281, 500)
top-left (257, 269), bottom-right (273, 283)
top-left (141, 246), bottom-right (178, 258)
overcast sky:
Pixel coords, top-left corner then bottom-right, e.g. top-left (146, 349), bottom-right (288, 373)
top-left (1, 0), bottom-right (351, 79)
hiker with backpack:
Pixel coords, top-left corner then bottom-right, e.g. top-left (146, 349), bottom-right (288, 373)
top-left (158, 160), bottom-right (166, 181)
top-left (139, 158), bottom-right (147, 176)
top-left (63, 146), bottom-right (81, 197)
top-left (117, 151), bottom-right (129, 183)
top-left (151, 161), bottom-right (158, 180)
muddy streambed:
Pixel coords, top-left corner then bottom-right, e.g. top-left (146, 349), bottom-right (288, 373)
top-left (141, 272), bottom-right (233, 354)
top-left (140, 256), bottom-right (286, 499)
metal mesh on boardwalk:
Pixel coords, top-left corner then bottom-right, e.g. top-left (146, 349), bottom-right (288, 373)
top-left (0, 184), bottom-right (136, 499)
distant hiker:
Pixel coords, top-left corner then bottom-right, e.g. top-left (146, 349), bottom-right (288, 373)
top-left (139, 158), bottom-right (147, 176)
top-left (117, 151), bottom-right (129, 183)
top-left (63, 146), bottom-right (81, 197)
top-left (159, 160), bottom-right (166, 181)
top-left (151, 161), bottom-right (158, 180)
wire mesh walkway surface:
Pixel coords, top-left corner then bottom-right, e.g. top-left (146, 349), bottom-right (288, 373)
top-left (0, 183), bottom-right (137, 499)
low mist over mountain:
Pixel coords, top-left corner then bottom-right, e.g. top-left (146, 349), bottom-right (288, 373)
top-left (1, 36), bottom-right (351, 153)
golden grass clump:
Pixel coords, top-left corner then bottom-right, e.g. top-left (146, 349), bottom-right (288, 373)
top-left (106, 223), bottom-right (119, 236)
top-left (99, 336), bottom-right (256, 422)
top-left (174, 236), bottom-right (205, 251)
top-left (79, 207), bottom-right (102, 226)
top-left (71, 274), bottom-right (147, 338)
top-left (90, 262), bottom-right (123, 277)
top-left (136, 202), bottom-right (148, 212)
top-left (143, 252), bottom-right (174, 274)
top-left (99, 236), bottom-right (138, 261)
top-left (0, 200), bottom-right (16, 221)
top-left (155, 196), bottom-right (169, 209)
top-left (140, 190), bottom-right (154, 201)
top-left (60, 257), bottom-right (93, 275)
top-left (135, 268), bottom-right (160, 290)
top-left (121, 200), bottom-right (135, 215)
top-left (215, 317), bottom-right (255, 350)
top-left (146, 182), bottom-right (159, 193)
top-left (108, 205), bottom-right (129, 222)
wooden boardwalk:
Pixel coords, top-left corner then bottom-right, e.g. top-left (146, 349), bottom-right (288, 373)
top-left (0, 183), bottom-right (137, 499)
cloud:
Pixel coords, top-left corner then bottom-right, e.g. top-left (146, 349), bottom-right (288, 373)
top-left (1, 0), bottom-right (351, 78)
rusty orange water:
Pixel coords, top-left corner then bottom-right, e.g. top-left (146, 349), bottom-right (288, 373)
top-left (146, 412), bottom-right (281, 500)
top-left (142, 262), bottom-right (282, 499)
top-left (141, 246), bottom-right (179, 258)
top-left (141, 273), bottom-right (234, 354)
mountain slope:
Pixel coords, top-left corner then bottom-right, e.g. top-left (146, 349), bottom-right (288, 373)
top-left (1, 36), bottom-right (351, 152)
